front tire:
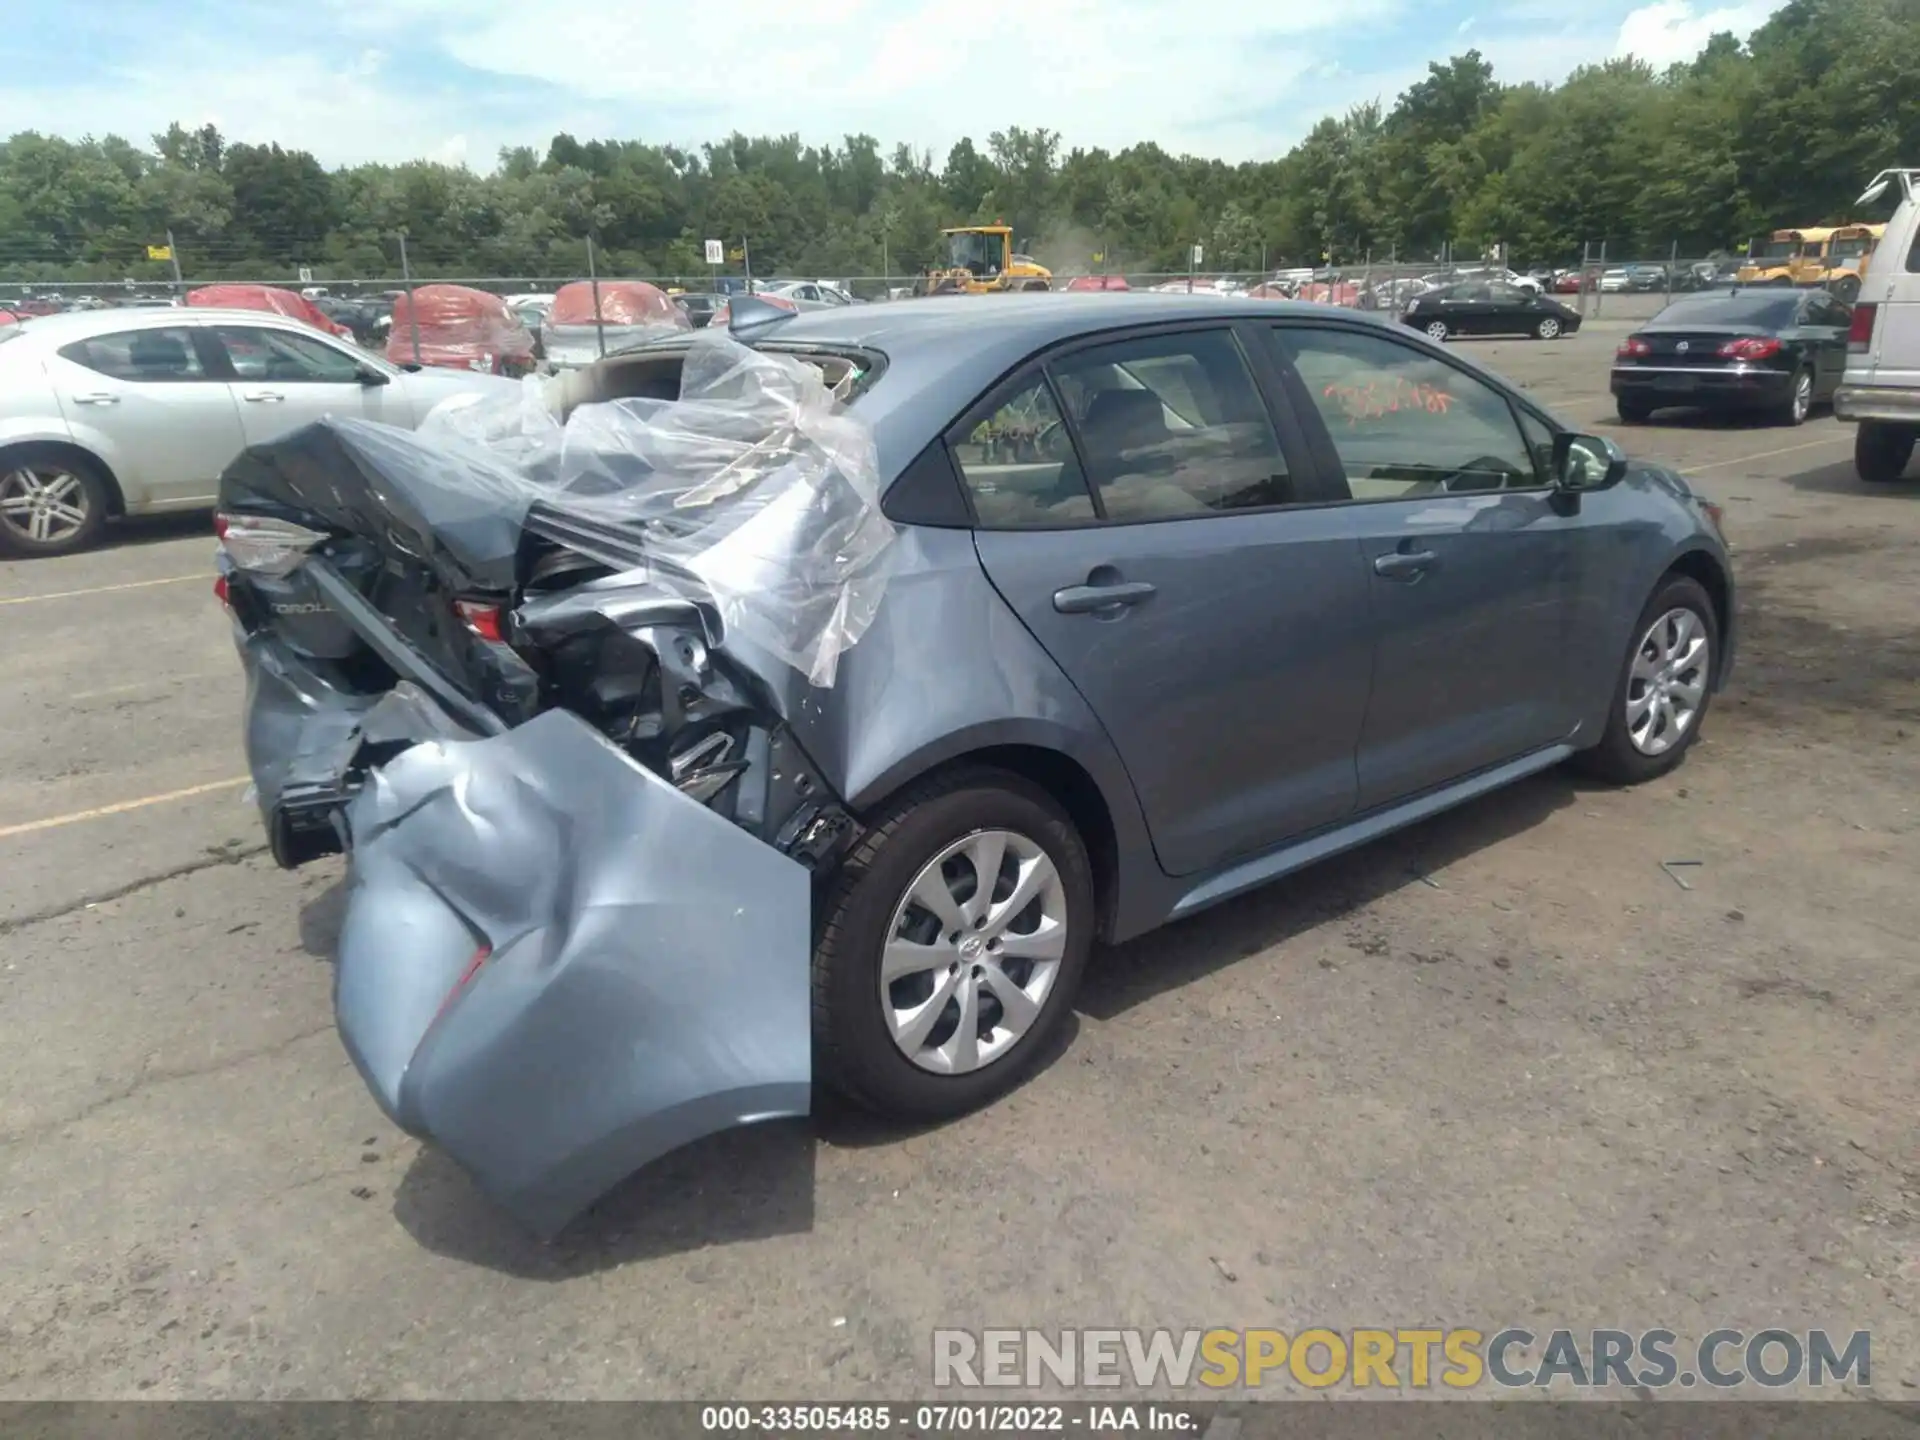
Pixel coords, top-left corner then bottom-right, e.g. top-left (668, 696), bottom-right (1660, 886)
top-left (0, 448), bottom-right (111, 558)
top-left (1423, 319), bottom-right (1449, 342)
top-left (1831, 275), bottom-right (1861, 304)
top-left (812, 769), bottom-right (1095, 1121)
top-left (1534, 316), bottom-right (1562, 340)
top-left (1856, 421), bottom-right (1916, 484)
top-left (1573, 574), bottom-right (1719, 785)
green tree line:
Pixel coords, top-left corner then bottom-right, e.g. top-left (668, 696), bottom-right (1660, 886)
top-left (2, 0), bottom-right (1914, 287)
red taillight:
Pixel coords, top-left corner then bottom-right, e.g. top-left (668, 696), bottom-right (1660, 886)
top-left (1717, 337), bottom-right (1783, 361)
top-left (1848, 302), bottom-right (1878, 353)
top-left (216, 512), bottom-right (326, 576)
top-left (1617, 336), bottom-right (1651, 358)
top-left (213, 574), bottom-right (231, 610)
top-left (455, 599), bottom-right (505, 643)
top-left (434, 944), bottom-right (492, 1022)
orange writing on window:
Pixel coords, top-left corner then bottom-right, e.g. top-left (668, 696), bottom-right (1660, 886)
top-left (1322, 377), bottom-right (1455, 426)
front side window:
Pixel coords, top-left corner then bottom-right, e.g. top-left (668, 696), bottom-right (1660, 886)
top-left (948, 374), bottom-right (1093, 528)
top-left (60, 327), bottom-right (207, 382)
top-left (1275, 326), bottom-right (1542, 498)
top-left (212, 325), bottom-right (364, 383)
top-left (1047, 329), bottom-right (1292, 519)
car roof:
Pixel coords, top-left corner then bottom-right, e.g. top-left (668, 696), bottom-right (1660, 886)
top-left (728, 292), bottom-right (1406, 475)
top-left (10, 306), bottom-right (337, 342)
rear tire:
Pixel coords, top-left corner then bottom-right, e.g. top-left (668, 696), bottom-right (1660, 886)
top-left (1616, 397), bottom-right (1653, 424)
top-left (0, 447), bottom-right (112, 558)
top-left (1774, 368), bottom-right (1813, 427)
top-left (1856, 421), bottom-right (1917, 484)
top-left (1573, 574), bottom-right (1719, 786)
top-left (812, 768), bottom-right (1095, 1122)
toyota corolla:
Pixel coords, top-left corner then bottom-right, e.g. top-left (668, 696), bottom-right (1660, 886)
top-left (218, 294), bottom-right (1735, 1235)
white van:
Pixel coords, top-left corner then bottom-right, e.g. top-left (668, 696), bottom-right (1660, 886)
top-left (1835, 169), bottom-right (1920, 482)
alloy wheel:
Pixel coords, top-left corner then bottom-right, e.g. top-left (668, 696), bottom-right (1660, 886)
top-left (1791, 371), bottom-right (1812, 424)
top-left (880, 828), bottom-right (1068, 1075)
top-left (1625, 608), bottom-right (1710, 756)
top-left (1537, 317), bottom-right (1561, 340)
top-left (1425, 321), bottom-right (1448, 342)
top-left (0, 466), bottom-right (90, 545)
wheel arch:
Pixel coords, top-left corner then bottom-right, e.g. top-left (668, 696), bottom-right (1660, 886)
top-left (1663, 546), bottom-right (1733, 688)
top-left (0, 437), bottom-right (127, 516)
top-left (849, 739), bottom-right (1128, 944)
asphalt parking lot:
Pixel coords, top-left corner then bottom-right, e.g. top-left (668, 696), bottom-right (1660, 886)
top-left (3, 322), bottom-right (1916, 1400)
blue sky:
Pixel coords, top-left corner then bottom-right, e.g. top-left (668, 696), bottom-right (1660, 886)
top-left (8, 0), bottom-right (1781, 170)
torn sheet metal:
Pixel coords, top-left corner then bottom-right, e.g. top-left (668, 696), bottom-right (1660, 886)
top-left (334, 707), bottom-right (813, 1237)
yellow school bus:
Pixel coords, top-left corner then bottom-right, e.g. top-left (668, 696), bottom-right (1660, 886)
top-left (1739, 227), bottom-right (1834, 285)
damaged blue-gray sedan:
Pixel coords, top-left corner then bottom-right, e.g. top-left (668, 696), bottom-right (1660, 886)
top-left (219, 294), bottom-right (1736, 1235)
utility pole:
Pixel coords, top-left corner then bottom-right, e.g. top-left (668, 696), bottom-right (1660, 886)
top-left (587, 235), bottom-right (606, 359)
top-left (165, 229), bottom-right (184, 298)
top-left (398, 233), bottom-right (422, 365)
top-left (742, 235), bottom-right (753, 291)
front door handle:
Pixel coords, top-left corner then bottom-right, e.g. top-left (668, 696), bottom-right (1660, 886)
top-left (1053, 580), bottom-right (1157, 614)
top-left (1373, 549), bottom-right (1438, 580)
top-left (243, 391), bottom-right (286, 403)
top-left (70, 392), bottom-right (120, 405)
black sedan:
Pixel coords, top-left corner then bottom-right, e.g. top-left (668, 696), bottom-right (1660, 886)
top-left (1401, 281), bottom-right (1582, 342)
top-left (1610, 289), bottom-right (1853, 426)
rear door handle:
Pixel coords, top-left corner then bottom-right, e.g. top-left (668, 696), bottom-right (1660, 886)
top-left (1373, 549), bottom-right (1439, 579)
top-left (243, 391), bottom-right (286, 403)
top-left (70, 392), bottom-right (119, 405)
top-left (1053, 580), bottom-right (1157, 614)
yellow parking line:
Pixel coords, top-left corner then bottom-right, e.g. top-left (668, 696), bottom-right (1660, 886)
top-left (0, 574), bottom-right (208, 607)
top-left (0, 777), bottom-right (250, 840)
top-left (1680, 435), bottom-right (1850, 475)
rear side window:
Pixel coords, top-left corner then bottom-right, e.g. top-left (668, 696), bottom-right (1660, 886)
top-left (1047, 329), bottom-right (1292, 519)
top-left (59, 327), bottom-right (208, 381)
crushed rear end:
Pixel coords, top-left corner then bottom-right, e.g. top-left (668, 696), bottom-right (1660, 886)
top-left (217, 333), bottom-right (894, 1234)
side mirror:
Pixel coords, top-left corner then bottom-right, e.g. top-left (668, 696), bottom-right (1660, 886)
top-left (1552, 432), bottom-right (1627, 492)
top-left (356, 367), bottom-right (391, 387)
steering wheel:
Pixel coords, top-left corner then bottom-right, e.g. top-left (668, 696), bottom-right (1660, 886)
top-left (1435, 455), bottom-right (1524, 493)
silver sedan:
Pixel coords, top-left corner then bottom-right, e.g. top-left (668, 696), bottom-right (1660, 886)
top-left (0, 308), bottom-right (521, 556)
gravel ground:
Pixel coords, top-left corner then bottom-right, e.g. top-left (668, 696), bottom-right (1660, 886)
top-left (1, 326), bottom-right (1914, 1401)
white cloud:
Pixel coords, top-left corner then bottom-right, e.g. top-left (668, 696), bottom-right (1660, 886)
top-left (1, 0), bottom-right (1789, 172)
top-left (1613, 0), bottom-right (1775, 66)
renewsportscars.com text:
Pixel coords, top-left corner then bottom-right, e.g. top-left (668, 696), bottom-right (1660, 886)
top-left (932, 1327), bottom-right (1871, 1391)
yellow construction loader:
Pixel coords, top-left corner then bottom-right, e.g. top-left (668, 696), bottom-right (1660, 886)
top-left (921, 226), bottom-right (1053, 294)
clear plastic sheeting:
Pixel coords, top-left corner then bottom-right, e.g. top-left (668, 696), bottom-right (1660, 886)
top-left (387, 284), bottom-right (537, 374)
top-left (416, 329), bottom-right (895, 688)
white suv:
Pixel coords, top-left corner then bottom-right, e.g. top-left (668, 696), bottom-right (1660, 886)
top-left (1835, 169), bottom-right (1920, 483)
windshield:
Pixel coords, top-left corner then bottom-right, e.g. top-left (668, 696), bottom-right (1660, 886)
top-left (1749, 238), bottom-right (1799, 260)
top-left (1653, 294), bottom-right (1799, 327)
top-left (945, 231), bottom-right (1001, 276)
top-left (1829, 236), bottom-right (1872, 260)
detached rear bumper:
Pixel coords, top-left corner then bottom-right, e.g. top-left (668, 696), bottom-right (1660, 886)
top-left (1833, 386), bottom-right (1920, 425)
top-left (239, 638), bottom-right (814, 1237)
